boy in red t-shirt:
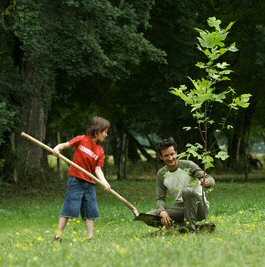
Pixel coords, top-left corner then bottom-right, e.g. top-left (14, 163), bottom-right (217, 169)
top-left (53, 116), bottom-right (111, 242)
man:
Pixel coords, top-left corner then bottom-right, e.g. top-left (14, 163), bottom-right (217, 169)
top-left (147, 139), bottom-right (215, 232)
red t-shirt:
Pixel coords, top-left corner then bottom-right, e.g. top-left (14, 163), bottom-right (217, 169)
top-left (68, 135), bottom-right (105, 184)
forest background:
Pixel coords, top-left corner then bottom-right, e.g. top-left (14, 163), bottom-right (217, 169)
top-left (1, 0), bottom-right (265, 185)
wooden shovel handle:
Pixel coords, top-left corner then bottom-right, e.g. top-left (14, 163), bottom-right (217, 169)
top-left (21, 132), bottom-right (139, 217)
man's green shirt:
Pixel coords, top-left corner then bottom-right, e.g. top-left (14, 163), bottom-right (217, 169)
top-left (156, 160), bottom-right (215, 213)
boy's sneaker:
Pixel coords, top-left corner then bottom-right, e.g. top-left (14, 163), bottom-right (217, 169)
top-left (53, 236), bottom-right (62, 243)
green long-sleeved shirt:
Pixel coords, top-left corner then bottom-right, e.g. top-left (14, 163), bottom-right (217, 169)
top-left (156, 160), bottom-right (215, 213)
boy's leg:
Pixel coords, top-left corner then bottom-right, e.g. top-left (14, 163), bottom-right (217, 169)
top-left (55, 216), bottom-right (69, 238)
top-left (81, 182), bottom-right (99, 239)
top-left (86, 219), bottom-right (95, 239)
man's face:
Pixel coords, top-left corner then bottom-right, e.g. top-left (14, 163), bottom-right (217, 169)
top-left (160, 146), bottom-right (178, 170)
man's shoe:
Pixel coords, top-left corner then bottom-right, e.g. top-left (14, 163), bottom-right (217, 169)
top-left (178, 224), bottom-right (196, 234)
top-left (196, 222), bottom-right (216, 233)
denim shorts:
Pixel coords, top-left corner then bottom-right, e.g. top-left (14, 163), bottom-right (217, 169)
top-left (61, 176), bottom-right (99, 220)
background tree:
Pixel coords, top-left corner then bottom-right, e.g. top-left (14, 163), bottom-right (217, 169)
top-left (205, 0), bottom-right (265, 171)
top-left (1, 0), bottom-right (166, 183)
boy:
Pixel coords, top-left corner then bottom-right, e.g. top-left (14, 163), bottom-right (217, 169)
top-left (53, 116), bottom-right (111, 242)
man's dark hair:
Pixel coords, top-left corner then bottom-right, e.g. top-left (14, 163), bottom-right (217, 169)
top-left (158, 139), bottom-right (177, 155)
top-left (87, 116), bottom-right (110, 138)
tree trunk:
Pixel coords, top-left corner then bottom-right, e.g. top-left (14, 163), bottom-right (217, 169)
top-left (10, 132), bottom-right (18, 183)
top-left (127, 133), bottom-right (153, 162)
top-left (228, 105), bottom-right (254, 173)
top-left (117, 133), bottom-right (128, 180)
top-left (13, 61), bottom-right (54, 183)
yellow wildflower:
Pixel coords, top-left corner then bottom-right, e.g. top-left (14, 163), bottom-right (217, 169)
top-left (16, 242), bottom-right (23, 248)
top-left (134, 236), bottom-right (140, 241)
top-left (36, 236), bottom-right (44, 242)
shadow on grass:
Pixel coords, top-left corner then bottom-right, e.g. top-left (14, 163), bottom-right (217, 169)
top-left (140, 222), bottom-right (217, 239)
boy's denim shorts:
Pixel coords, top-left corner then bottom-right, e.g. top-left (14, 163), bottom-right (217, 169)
top-left (61, 176), bottom-right (99, 220)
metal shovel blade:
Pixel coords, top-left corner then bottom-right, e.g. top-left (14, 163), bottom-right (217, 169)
top-left (134, 213), bottom-right (163, 227)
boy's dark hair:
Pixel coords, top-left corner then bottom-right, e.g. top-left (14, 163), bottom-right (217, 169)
top-left (158, 139), bottom-right (177, 155)
top-left (87, 116), bottom-right (110, 138)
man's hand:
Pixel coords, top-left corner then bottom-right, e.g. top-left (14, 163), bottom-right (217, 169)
top-left (160, 210), bottom-right (172, 226)
top-left (200, 178), bottom-right (210, 188)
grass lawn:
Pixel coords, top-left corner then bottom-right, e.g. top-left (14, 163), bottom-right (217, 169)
top-left (1, 180), bottom-right (265, 267)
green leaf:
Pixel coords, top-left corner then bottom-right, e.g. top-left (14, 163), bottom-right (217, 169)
top-left (234, 94), bottom-right (252, 108)
top-left (170, 86), bottom-right (194, 105)
top-left (193, 112), bottom-right (205, 119)
top-left (216, 62), bottom-right (229, 69)
top-left (183, 126), bottom-right (192, 131)
top-left (215, 151), bottom-right (229, 160)
top-left (196, 62), bottom-right (206, 68)
top-left (202, 155), bottom-right (214, 169)
top-left (219, 48), bottom-right (228, 55)
top-left (207, 17), bottom-right (221, 29)
top-left (224, 21), bottom-right (235, 33)
top-left (228, 42), bottom-right (238, 52)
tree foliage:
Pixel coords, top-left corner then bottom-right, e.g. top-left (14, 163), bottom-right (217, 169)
top-left (1, 0), bottom-right (166, 182)
top-left (171, 17), bottom-right (251, 170)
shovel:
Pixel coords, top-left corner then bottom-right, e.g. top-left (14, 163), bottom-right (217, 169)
top-left (21, 132), bottom-right (161, 227)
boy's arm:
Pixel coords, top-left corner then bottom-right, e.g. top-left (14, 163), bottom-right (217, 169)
top-left (53, 142), bottom-right (71, 155)
top-left (95, 166), bottom-right (111, 190)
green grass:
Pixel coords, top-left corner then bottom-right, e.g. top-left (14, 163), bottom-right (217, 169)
top-left (1, 180), bottom-right (265, 267)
